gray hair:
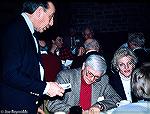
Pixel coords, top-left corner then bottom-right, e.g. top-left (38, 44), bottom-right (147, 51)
top-left (22, 0), bottom-right (50, 14)
top-left (128, 32), bottom-right (145, 47)
top-left (111, 47), bottom-right (138, 72)
top-left (131, 65), bottom-right (150, 98)
top-left (132, 64), bottom-right (150, 81)
top-left (84, 54), bottom-right (107, 75)
top-left (84, 39), bottom-right (100, 52)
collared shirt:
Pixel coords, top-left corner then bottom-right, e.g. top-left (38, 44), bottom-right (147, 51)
top-left (21, 13), bottom-right (44, 81)
top-left (86, 49), bottom-right (97, 54)
top-left (119, 72), bottom-right (132, 102)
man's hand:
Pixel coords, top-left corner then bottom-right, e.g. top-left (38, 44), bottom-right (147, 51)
top-left (78, 47), bottom-right (85, 56)
top-left (47, 82), bottom-right (65, 97)
top-left (50, 44), bottom-right (57, 54)
top-left (89, 106), bottom-right (100, 114)
top-left (82, 106), bottom-right (101, 114)
top-left (37, 107), bottom-right (45, 114)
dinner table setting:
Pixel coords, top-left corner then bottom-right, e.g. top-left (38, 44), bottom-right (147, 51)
top-left (101, 100), bottom-right (150, 114)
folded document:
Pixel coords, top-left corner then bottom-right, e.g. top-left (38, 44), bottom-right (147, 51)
top-left (60, 83), bottom-right (71, 90)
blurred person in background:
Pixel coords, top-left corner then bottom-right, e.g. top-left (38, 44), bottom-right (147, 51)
top-left (41, 35), bottom-right (63, 82)
top-left (120, 32), bottom-right (149, 67)
top-left (70, 38), bottom-right (103, 69)
top-left (39, 39), bottom-right (49, 54)
top-left (49, 33), bottom-right (74, 69)
top-left (64, 27), bottom-right (83, 56)
top-left (120, 32), bottom-right (145, 51)
top-left (82, 26), bottom-right (94, 41)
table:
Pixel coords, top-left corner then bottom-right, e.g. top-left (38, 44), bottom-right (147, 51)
top-left (101, 101), bottom-right (150, 114)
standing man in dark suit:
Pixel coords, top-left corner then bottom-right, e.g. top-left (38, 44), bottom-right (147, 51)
top-left (0, 0), bottom-right (64, 113)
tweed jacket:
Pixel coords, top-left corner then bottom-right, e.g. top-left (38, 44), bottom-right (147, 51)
top-left (47, 68), bottom-right (121, 113)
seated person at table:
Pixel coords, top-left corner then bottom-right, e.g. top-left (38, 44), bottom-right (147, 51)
top-left (131, 63), bottom-right (150, 100)
top-left (46, 55), bottom-right (121, 113)
top-left (119, 32), bottom-right (145, 51)
top-left (70, 38), bottom-right (103, 69)
top-left (109, 47), bottom-right (139, 102)
top-left (111, 64), bottom-right (150, 114)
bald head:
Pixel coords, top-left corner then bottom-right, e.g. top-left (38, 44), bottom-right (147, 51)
top-left (84, 39), bottom-right (100, 52)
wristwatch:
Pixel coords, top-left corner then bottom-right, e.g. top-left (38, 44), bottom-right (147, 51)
top-left (96, 102), bottom-right (105, 111)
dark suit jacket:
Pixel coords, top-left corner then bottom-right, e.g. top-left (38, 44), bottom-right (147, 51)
top-left (109, 71), bottom-right (138, 102)
top-left (0, 15), bottom-right (46, 113)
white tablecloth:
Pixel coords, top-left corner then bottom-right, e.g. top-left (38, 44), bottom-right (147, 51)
top-left (101, 101), bottom-right (150, 114)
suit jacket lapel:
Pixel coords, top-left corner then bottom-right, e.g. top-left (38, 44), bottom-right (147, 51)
top-left (20, 16), bottom-right (41, 79)
top-left (20, 15), bottom-right (39, 56)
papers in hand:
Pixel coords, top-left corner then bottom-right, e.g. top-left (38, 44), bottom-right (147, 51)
top-left (60, 83), bottom-right (71, 90)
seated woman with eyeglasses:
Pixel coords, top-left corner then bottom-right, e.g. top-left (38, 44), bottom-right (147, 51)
top-left (46, 54), bottom-right (121, 114)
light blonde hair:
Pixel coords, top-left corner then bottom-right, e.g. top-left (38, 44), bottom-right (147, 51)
top-left (111, 47), bottom-right (138, 72)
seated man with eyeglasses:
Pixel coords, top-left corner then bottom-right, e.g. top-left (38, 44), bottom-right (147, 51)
top-left (46, 55), bottom-right (121, 114)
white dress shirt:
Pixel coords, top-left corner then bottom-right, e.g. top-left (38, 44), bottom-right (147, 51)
top-left (21, 13), bottom-right (49, 94)
top-left (119, 72), bottom-right (132, 102)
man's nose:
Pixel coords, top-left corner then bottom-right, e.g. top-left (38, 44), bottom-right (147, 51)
top-left (90, 76), bottom-right (95, 82)
top-left (125, 64), bottom-right (129, 69)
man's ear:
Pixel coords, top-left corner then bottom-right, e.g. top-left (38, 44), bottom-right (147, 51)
top-left (34, 6), bottom-right (45, 18)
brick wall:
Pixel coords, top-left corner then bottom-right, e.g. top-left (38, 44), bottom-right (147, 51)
top-left (63, 2), bottom-right (150, 64)
top-left (67, 2), bottom-right (150, 33)
top-left (0, 1), bottom-right (149, 68)
top-left (1, 1), bottom-right (150, 33)
top-left (0, 1), bottom-right (150, 48)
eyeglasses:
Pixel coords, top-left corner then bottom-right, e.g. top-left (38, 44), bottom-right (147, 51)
top-left (44, 9), bottom-right (55, 21)
top-left (86, 70), bottom-right (100, 80)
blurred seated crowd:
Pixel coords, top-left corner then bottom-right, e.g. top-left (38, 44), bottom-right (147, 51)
top-left (36, 25), bottom-right (150, 114)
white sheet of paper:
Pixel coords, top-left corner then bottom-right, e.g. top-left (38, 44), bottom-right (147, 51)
top-left (60, 83), bottom-right (71, 90)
